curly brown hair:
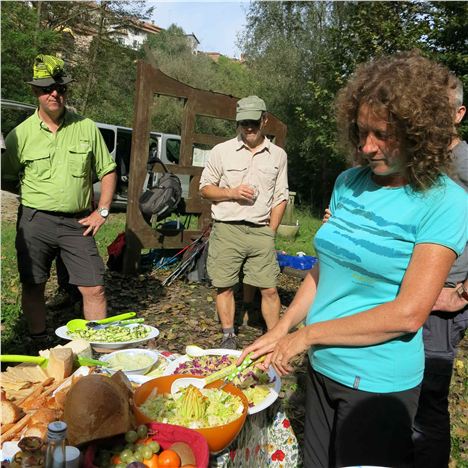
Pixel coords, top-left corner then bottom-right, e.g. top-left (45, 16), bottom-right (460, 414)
top-left (336, 50), bottom-right (455, 190)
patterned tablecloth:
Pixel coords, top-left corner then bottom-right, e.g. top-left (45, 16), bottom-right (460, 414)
top-left (212, 400), bottom-right (301, 467)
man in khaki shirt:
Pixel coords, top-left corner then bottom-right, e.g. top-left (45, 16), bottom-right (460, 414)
top-left (200, 96), bottom-right (289, 349)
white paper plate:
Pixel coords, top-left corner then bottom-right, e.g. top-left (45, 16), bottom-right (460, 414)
top-left (163, 349), bottom-right (281, 415)
top-left (55, 324), bottom-right (159, 350)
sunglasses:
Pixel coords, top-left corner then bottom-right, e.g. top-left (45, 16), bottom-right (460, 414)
top-left (37, 84), bottom-right (68, 95)
top-left (239, 119), bottom-right (262, 128)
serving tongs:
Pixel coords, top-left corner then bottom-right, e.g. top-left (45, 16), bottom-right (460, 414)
top-left (0, 354), bottom-right (108, 368)
top-left (66, 312), bottom-right (139, 332)
top-left (170, 353), bottom-right (266, 395)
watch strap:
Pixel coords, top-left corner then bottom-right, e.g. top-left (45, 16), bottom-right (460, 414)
top-left (456, 284), bottom-right (468, 302)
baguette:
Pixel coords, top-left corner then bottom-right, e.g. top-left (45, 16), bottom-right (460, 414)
top-left (0, 400), bottom-right (23, 425)
top-left (18, 378), bottom-right (59, 411)
top-left (22, 423), bottom-right (48, 440)
top-left (1, 413), bottom-right (32, 443)
top-left (30, 408), bottom-right (59, 426)
top-left (0, 423), bottom-right (15, 435)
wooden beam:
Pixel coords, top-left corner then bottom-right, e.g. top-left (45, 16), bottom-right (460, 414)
top-left (123, 60), bottom-right (288, 275)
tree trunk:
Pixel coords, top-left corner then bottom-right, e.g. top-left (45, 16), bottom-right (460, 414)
top-left (80, 1), bottom-right (107, 114)
top-left (34, 1), bottom-right (42, 48)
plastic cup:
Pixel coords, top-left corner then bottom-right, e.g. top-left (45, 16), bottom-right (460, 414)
top-left (54, 446), bottom-right (80, 468)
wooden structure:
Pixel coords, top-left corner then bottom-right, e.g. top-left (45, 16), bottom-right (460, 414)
top-left (123, 60), bottom-right (287, 274)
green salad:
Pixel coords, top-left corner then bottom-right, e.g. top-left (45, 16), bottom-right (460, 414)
top-left (139, 385), bottom-right (244, 428)
top-left (69, 324), bottom-right (149, 342)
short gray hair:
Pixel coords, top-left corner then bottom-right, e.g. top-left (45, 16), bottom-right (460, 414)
top-left (449, 74), bottom-right (464, 108)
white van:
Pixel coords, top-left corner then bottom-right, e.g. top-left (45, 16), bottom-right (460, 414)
top-left (1, 99), bottom-right (188, 211)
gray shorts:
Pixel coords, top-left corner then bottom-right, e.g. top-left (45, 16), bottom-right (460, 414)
top-left (207, 221), bottom-right (280, 289)
top-left (15, 205), bottom-right (105, 286)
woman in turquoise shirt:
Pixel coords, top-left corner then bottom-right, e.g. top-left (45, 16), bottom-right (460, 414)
top-left (239, 51), bottom-right (468, 467)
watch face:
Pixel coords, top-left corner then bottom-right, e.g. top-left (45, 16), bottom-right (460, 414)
top-left (99, 208), bottom-right (109, 218)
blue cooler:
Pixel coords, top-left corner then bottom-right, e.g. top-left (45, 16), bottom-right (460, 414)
top-left (277, 253), bottom-right (317, 270)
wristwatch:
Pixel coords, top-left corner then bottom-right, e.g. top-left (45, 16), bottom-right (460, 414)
top-left (456, 283), bottom-right (468, 302)
top-left (98, 207), bottom-right (109, 219)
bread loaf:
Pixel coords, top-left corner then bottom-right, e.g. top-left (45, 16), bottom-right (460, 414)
top-left (30, 408), bottom-right (59, 426)
top-left (22, 423), bottom-right (48, 440)
top-left (1, 400), bottom-right (23, 425)
top-left (63, 373), bottom-right (134, 446)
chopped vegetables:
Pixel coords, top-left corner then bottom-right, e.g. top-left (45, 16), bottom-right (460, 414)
top-left (69, 324), bottom-right (150, 343)
top-left (173, 355), bottom-right (274, 407)
top-left (139, 385), bottom-right (244, 428)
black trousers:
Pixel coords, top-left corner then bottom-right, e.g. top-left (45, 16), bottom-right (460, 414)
top-left (303, 365), bottom-right (420, 468)
top-left (412, 308), bottom-right (468, 468)
top-left (412, 357), bottom-right (453, 468)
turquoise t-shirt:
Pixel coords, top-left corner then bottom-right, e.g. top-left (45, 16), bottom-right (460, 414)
top-left (307, 167), bottom-right (468, 392)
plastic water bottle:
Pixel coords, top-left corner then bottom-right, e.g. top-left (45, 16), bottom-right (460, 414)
top-left (45, 421), bottom-right (67, 468)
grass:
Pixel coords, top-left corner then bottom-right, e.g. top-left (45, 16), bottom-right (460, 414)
top-left (276, 207), bottom-right (322, 256)
top-left (0, 207), bottom-right (319, 344)
top-left (0, 213), bottom-right (128, 344)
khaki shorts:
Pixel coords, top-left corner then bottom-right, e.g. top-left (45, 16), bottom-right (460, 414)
top-left (207, 221), bottom-right (280, 288)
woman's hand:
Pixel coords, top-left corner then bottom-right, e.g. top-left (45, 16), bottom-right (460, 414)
top-left (270, 327), bottom-right (310, 376)
top-left (237, 322), bottom-right (289, 370)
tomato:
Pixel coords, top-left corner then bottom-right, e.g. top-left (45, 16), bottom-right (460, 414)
top-left (158, 449), bottom-right (181, 467)
top-left (143, 453), bottom-right (159, 468)
top-left (111, 454), bottom-right (122, 465)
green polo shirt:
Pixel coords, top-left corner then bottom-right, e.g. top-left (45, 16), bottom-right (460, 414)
top-left (2, 109), bottom-right (116, 212)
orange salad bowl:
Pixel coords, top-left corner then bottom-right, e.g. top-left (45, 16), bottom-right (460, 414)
top-left (133, 374), bottom-right (249, 453)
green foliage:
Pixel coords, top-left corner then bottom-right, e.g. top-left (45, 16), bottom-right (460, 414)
top-left (1, 1), bottom-right (60, 103)
top-left (275, 207), bottom-right (322, 257)
top-left (239, 0), bottom-right (467, 209)
top-left (428, 1), bottom-right (468, 139)
top-left (145, 25), bottom-right (256, 136)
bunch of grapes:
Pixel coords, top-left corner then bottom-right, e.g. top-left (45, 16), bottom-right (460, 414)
top-left (112, 425), bottom-right (160, 467)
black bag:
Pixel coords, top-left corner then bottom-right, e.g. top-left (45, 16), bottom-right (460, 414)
top-left (139, 158), bottom-right (182, 222)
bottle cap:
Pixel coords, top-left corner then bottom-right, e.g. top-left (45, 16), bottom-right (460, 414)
top-left (47, 421), bottom-right (67, 439)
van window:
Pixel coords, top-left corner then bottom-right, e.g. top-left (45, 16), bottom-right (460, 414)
top-left (98, 128), bottom-right (116, 154)
top-left (166, 138), bottom-right (180, 164)
top-left (1, 107), bottom-right (35, 136)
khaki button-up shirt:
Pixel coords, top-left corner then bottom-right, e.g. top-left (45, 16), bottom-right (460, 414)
top-left (2, 109), bottom-right (116, 212)
top-left (200, 135), bottom-right (289, 225)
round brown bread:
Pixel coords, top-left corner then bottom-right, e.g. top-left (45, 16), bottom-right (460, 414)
top-left (63, 374), bottom-right (134, 446)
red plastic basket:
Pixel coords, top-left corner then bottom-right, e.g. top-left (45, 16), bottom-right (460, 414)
top-left (83, 422), bottom-right (209, 468)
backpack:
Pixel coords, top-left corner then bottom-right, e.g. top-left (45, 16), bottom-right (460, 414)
top-left (139, 158), bottom-right (182, 223)
top-left (106, 232), bottom-right (126, 272)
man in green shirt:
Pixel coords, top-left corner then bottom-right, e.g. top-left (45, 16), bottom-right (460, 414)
top-left (2, 54), bottom-right (117, 338)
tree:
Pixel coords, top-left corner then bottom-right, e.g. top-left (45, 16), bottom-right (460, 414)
top-left (239, 1), bottom-right (464, 210)
top-left (145, 24), bottom-right (255, 136)
top-left (1, 2), bottom-right (60, 104)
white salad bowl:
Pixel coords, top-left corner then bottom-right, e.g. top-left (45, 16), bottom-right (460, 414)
top-left (99, 348), bottom-right (159, 375)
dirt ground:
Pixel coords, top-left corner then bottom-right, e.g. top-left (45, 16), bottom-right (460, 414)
top-left (2, 190), bottom-right (466, 464)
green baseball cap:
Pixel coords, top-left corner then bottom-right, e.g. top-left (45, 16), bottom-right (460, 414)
top-left (236, 95), bottom-right (267, 121)
top-left (27, 54), bottom-right (74, 87)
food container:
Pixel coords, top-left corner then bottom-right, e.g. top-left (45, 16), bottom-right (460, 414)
top-left (133, 374), bottom-right (249, 453)
top-left (83, 423), bottom-right (210, 468)
top-left (99, 349), bottom-right (159, 375)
